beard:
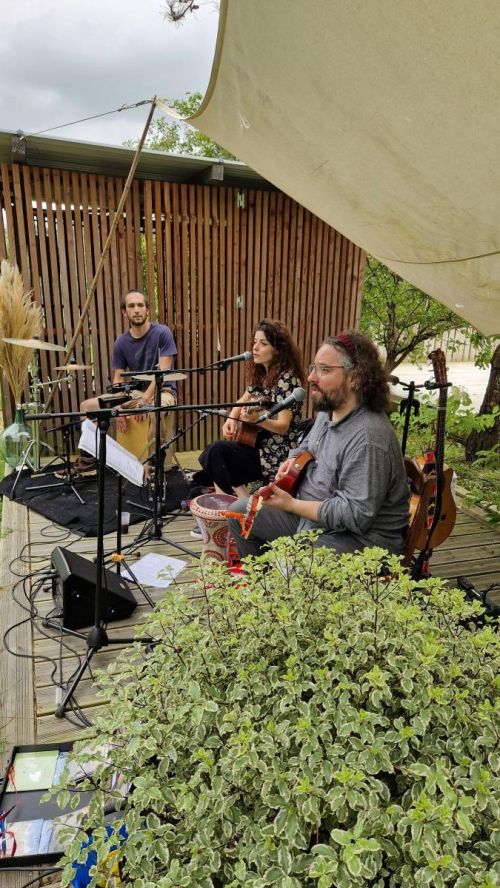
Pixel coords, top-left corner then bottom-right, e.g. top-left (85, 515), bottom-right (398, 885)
top-left (312, 382), bottom-right (350, 413)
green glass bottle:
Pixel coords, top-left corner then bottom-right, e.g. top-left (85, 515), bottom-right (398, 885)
top-left (0, 405), bottom-right (32, 468)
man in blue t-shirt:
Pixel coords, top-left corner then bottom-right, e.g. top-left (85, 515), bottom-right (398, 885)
top-left (72, 290), bottom-right (178, 473)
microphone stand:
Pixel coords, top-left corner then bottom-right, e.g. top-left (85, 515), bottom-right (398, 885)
top-left (118, 368), bottom-right (197, 559)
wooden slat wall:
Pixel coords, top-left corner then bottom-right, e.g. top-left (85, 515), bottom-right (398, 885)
top-left (0, 163), bottom-right (365, 449)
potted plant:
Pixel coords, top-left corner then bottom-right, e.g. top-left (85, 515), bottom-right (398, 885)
top-left (55, 537), bottom-right (499, 887)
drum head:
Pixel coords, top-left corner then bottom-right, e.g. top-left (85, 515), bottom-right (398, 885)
top-left (192, 493), bottom-right (237, 515)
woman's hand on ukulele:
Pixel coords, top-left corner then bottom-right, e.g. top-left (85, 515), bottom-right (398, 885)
top-left (222, 418), bottom-right (236, 439)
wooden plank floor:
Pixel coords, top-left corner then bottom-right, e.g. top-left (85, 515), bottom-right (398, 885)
top-left (1, 490), bottom-right (498, 751)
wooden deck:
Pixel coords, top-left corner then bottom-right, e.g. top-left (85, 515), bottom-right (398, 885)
top-left (0, 475), bottom-right (499, 886)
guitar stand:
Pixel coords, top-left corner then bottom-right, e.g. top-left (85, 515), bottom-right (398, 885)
top-left (398, 368), bottom-right (453, 581)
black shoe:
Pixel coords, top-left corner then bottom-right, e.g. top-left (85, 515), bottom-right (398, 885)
top-left (55, 455), bottom-right (97, 480)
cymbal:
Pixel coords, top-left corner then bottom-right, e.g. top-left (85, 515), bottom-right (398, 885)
top-left (130, 371), bottom-right (187, 382)
top-left (1, 336), bottom-right (65, 352)
top-left (55, 363), bottom-right (91, 371)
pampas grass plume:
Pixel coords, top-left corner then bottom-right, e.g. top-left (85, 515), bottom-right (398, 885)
top-left (0, 261), bottom-right (42, 404)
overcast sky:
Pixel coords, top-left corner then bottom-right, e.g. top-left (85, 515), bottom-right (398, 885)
top-left (0, 0), bottom-right (219, 147)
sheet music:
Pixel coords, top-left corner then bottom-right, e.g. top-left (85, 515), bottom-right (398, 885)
top-left (130, 553), bottom-right (187, 588)
top-left (78, 419), bottom-right (144, 486)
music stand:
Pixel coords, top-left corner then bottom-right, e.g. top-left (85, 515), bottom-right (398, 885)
top-left (27, 405), bottom-right (157, 720)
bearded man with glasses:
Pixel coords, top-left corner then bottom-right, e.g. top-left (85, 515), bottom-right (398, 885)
top-left (228, 330), bottom-right (409, 557)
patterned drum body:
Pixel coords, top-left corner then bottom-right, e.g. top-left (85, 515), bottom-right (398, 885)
top-left (190, 493), bottom-right (238, 562)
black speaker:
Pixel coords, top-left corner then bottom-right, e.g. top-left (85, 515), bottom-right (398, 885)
top-left (50, 546), bottom-right (137, 630)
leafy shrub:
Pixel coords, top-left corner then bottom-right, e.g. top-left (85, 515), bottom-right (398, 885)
top-left (464, 444), bottom-right (500, 526)
top-left (55, 538), bottom-right (499, 888)
top-left (390, 387), bottom-right (499, 453)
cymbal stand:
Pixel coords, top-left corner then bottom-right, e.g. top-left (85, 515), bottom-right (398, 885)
top-left (10, 355), bottom-right (72, 490)
top-left (25, 420), bottom-right (85, 504)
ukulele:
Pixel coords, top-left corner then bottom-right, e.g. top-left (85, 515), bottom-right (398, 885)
top-left (225, 451), bottom-right (313, 537)
top-left (405, 348), bottom-right (456, 551)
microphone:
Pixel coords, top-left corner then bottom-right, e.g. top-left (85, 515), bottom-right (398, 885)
top-left (217, 351), bottom-right (252, 366)
top-left (388, 374), bottom-right (400, 385)
top-left (257, 387), bottom-right (306, 421)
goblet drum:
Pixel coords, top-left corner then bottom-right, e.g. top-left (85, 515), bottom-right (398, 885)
top-left (189, 492), bottom-right (238, 562)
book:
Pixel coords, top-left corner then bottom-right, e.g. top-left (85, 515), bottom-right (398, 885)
top-left (5, 750), bottom-right (59, 793)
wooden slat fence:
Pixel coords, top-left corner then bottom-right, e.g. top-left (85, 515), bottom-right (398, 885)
top-left (0, 163), bottom-right (365, 449)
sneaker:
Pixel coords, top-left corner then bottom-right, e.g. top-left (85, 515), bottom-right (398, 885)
top-left (190, 526), bottom-right (203, 539)
top-left (55, 454), bottom-right (97, 479)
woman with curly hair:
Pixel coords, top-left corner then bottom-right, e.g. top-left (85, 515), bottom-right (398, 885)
top-left (194, 319), bottom-right (305, 499)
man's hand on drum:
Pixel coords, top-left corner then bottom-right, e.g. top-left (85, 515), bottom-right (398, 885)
top-left (115, 396), bottom-right (150, 431)
top-left (133, 395), bottom-right (150, 422)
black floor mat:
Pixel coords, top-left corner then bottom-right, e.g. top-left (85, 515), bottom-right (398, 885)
top-left (0, 465), bottom-right (193, 537)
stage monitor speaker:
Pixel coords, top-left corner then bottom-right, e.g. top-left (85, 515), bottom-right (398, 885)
top-left (50, 546), bottom-right (137, 630)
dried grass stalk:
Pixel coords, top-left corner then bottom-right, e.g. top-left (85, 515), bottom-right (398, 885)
top-left (0, 261), bottom-right (42, 404)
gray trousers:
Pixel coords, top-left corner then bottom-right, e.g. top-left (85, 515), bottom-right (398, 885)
top-left (228, 498), bottom-right (370, 559)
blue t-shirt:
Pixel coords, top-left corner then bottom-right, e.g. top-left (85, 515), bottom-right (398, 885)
top-left (112, 323), bottom-right (177, 391)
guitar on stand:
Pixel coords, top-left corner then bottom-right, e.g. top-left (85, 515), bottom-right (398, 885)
top-left (404, 348), bottom-right (456, 578)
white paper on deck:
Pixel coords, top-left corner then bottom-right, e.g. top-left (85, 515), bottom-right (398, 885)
top-left (78, 419), bottom-right (144, 486)
top-left (129, 553), bottom-right (187, 588)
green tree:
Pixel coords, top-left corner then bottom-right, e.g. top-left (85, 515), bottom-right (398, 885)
top-left (360, 257), bottom-right (491, 372)
top-left (465, 342), bottom-right (500, 461)
top-left (360, 257), bottom-right (500, 461)
top-left (128, 91), bottom-right (235, 159)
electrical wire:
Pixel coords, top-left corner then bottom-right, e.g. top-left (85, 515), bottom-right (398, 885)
top-left (26, 97), bottom-right (154, 137)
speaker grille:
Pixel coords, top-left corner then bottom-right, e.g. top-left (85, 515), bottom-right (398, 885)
top-left (51, 546), bottom-right (137, 630)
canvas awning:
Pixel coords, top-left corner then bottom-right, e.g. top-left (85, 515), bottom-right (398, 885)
top-left (184, 0), bottom-right (500, 335)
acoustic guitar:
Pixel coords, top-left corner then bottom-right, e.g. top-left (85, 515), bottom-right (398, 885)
top-left (405, 348), bottom-right (456, 551)
top-left (225, 451), bottom-right (313, 538)
top-left (233, 401), bottom-right (271, 447)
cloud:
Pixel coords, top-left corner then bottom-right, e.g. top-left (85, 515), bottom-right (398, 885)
top-left (0, 0), bottom-right (219, 145)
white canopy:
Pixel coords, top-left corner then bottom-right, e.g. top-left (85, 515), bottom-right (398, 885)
top-left (187, 0), bottom-right (500, 335)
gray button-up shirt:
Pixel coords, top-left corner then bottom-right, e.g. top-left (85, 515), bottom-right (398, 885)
top-left (289, 406), bottom-right (409, 549)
